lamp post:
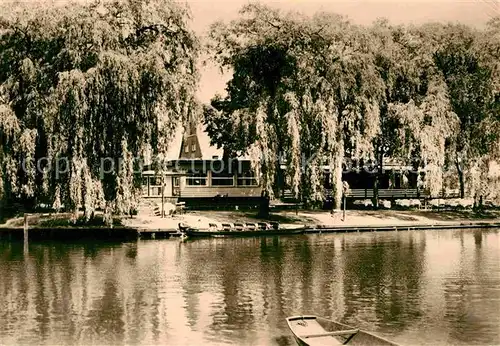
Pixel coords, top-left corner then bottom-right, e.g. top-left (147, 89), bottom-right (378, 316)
top-left (161, 175), bottom-right (165, 218)
top-left (373, 140), bottom-right (388, 209)
top-left (342, 181), bottom-right (350, 221)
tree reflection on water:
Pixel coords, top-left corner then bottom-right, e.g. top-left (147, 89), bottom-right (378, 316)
top-left (0, 229), bottom-right (498, 345)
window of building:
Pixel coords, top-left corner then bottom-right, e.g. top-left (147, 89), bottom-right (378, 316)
top-left (186, 171), bottom-right (207, 186)
top-left (173, 177), bottom-right (180, 187)
top-left (212, 171), bottom-right (234, 186)
top-left (184, 145), bottom-right (189, 153)
top-left (149, 177), bottom-right (161, 186)
top-left (237, 171), bottom-right (258, 186)
top-left (150, 186), bottom-right (162, 196)
top-left (191, 143), bottom-right (196, 152)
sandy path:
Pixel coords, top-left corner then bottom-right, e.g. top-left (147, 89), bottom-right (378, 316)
top-left (122, 209), bottom-right (500, 230)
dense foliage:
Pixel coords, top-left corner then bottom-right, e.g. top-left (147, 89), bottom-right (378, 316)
top-left (0, 0), bottom-right (199, 220)
top-left (1, 1), bottom-right (499, 219)
top-left (204, 5), bottom-right (500, 209)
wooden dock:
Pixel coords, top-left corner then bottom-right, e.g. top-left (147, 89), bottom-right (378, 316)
top-left (0, 221), bottom-right (499, 241)
top-left (0, 227), bottom-right (181, 241)
top-left (306, 221), bottom-right (500, 234)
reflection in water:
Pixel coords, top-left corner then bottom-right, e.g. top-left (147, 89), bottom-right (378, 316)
top-left (342, 232), bottom-right (426, 333)
top-left (0, 230), bottom-right (499, 346)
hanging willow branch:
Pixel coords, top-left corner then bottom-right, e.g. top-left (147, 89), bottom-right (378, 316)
top-left (0, 0), bottom-right (199, 221)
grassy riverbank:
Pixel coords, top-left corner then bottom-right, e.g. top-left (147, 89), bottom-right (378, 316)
top-left (0, 213), bottom-right (124, 229)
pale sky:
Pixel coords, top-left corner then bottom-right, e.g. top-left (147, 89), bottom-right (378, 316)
top-left (8, 0), bottom-right (500, 102)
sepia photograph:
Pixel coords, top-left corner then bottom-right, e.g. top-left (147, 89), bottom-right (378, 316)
top-left (0, 0), bottom-right (499, 345)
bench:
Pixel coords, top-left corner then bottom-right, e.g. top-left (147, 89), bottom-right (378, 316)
top-left (379, 189), bottom-right (418, 198)
top-left (233, 223), bottom-right (245, 230)
top-left (258, 222), bottom-right (271, 230)
top-left (302, 329), bottom-right (359, 339)
top-left (175, 202), bottom-right (186, 214)
top-left (245, 223), bottom-right (257, 230)
top-left (221, 223), bottom-right (233, 231)
top-left (282, 190), bottom-right (297, 199)
top-left (346, 189), bottom-right (374, 199)
top-left (345, 189), bottom-right (429, 199)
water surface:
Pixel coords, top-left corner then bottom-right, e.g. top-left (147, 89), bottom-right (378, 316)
top-left (0, 229), bottom-right (499, 345)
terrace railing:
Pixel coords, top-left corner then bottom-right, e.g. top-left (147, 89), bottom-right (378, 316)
top-left (324, 188), bottom-right (430, 200)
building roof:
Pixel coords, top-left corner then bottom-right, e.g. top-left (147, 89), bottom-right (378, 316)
top-left (179, 123), bottom-right (224, 160)
top-left (145, 121), bottom-right (251, 164)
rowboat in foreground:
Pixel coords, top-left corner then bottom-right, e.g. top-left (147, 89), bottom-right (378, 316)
top-left (286, 315), bottom-right (400, 346)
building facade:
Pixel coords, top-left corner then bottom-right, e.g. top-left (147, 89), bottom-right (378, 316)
top-left (141, 124), bottom-right (262, 207)
top-left (141, 124), bottom-right (432, 208)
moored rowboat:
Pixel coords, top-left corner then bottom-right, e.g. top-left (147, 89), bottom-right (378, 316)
top-left (286, 315), bottom-right (400, 346)
top-left (178, 221), bottom-right (307, 238)
top-left (181, 226), bottom-right (306, 238)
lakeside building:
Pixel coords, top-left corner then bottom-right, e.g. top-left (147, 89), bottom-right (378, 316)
top-left (141, 122), bottom-right (433, 209)
top-left (141, 123), bottom-right (262, 208)
top-left (323, 158), bottom-right (427, 208)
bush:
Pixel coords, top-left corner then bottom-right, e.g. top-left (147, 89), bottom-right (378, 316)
top-left (353, 199), bottom-right (373, 208)
top-left (380, 200), bottom-right (391, 209)
top-left (39, 215), bottom-right (123, 228)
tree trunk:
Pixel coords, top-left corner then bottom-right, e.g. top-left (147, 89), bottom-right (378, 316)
top-left (258, 190), bottom-right (270, 219)
top-left (373, 177), bottom-right (379, 209)
top-left (372, 146), bottom-right (384, 209)
top-left (342, 195), bottom-right (346, 221)
top-left (332, 147), bottom-right (343, 211)
top-left (72, 208), bottom-right (78, 224)
top-left (276, 165), bottom-right (285, 200)
top-left (455, 156), bottom-right (465, 198)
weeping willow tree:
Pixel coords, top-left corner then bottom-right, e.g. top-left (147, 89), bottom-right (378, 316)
top-left (465, 18), bottom-right (500, 204)
top-left (370, 20), bottom-right (500, 201)
top-left (431, 23), bottom-right (497, 199)
top-left (0, 0), bottom-right (199, 220)
top-left (205, 5), bottom-right (384, 213)
top-left (368, 22), bottom-right (461, 198)
top-left (205, 5), bottom-right (500, 213)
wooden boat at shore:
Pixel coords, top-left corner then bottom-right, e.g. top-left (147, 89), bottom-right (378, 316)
top-left (179, 222), bottom-right (306, 238)
top-left (286, 316), bottom-right (400, 346)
